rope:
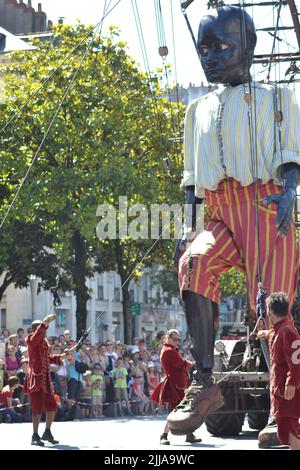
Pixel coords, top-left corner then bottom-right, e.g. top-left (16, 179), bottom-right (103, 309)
top-left (131, 0), bottom-right (164, 137)
top-left (89, 214), bottom-right (176, 333)
top-left (0, 16), bottom-right (106, 232)
top-left (170, 0), bottom-right (182, 138)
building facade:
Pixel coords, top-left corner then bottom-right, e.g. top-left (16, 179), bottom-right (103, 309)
top-left (0, 267), bottom-right (186, 344)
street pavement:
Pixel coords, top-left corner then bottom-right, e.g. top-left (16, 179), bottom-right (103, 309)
top-left (0, 415), bottom-right (288, 451)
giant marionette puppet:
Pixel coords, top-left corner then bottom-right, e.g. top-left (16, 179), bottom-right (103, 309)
top-left (168, 5), bottom-right (300, 436)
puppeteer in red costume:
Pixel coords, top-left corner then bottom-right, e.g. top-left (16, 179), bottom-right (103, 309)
top-left (25, 322), bottom-right (62, 413)
top-left (151, 342), bottom-right (192, 411)
top-left (150, 330), bottom-right (201, 445)
top-left (25, 314), bottom-right (74, 447)
top-left (268, 294), bottom-right (300, 447)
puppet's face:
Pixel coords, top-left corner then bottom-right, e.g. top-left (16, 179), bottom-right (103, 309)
top-left (198, 7), bottom-right (256, 86)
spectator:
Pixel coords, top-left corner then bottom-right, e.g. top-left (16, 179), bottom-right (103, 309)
top-left (17, 328), bottom-right (26, 347)
top-left (131, 337), bottom-right (140, 348)
top-left (90, 364), bottom-right (104, 418)
top-left (15, 357), bottom-right (30, 417)
top-left (66, 341), bottom-right (83, 418)
top-left (131, 352), bottom-right (145, 380)
top-left (98, 344), bottom-right (108, 371)
top-left (5, 345), bottom-right (21, 377)
top-left (51, 345), bottom-right (68, 398)
top-left (151, 331), bottom-right (164, 349)
top-left (0, 376), bottom-right (23, 423)
top-left (146, 361), bottom-right (160, 413)
top-left (138, 339), bottom-right (151, 363)
top-left (86, 345), bottom-right (100, 368)
top-left (63, 330), bottom-right (71, 345)
top-left (131, 375), bottom-right (150, 415)
top-left (150, 348), bottom-right (160, 366)
top-left (104, 340), bottom-right (117, 403)
top-left (58, 334), bottom-right (65, 345)
top-left (50, 344), bottom-right (64, 396)
top-left (105, 340), bottom-right (118, 363)
top-left (0, 328), bottom-right (10, 342)
top-left (80, 371), bottom-right (92, 419)
top-left (6, 334), bottom-right (22, 359)
top-left (122, 353), bottom-right (134, 389)
top-left (113, 358), bottom-right (132, 416)
top-left (0, 359), bottom-right (5, 391)
top-left (115, 341), bottom-right (125, 358)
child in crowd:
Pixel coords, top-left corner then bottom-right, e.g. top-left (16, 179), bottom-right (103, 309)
top-left (131, 374), bottom-right (150, 415)
top-left (0, 376), bottom-right (24, 423)
top-left (90, 364), bottom-right (104, 418)
top-left (0, 359), bottom-right (4, 391)
top-left (146, 362), bottom-right (159, 413)
top-left (113, 358), bottom-right (133, 416)
top-left (80, 370), bottom-right (92, 419)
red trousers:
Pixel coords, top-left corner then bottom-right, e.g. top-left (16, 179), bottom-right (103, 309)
top-left (277, 417), bottom-right (300, 445)
top-left (179, 179), bottom-right (298, 312)
top-left (29, 391), bottom-right (57, 415)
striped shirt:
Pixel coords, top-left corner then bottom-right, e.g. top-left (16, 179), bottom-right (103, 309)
top-left (182, 82), bottom-right (300, 196)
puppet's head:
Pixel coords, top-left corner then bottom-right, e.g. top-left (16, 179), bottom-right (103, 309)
top-left (197, 6), bottom-right (257, 86)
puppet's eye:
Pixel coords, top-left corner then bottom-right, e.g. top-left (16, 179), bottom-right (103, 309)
top-left (216, 42), bottom-right (230, 51)
top-left (199, 46), bottom-right (208, 55)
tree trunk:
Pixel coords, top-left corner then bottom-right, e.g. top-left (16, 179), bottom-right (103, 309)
top-left (114, 240), bottom-right (132, 344)
top-left (0, 272), bottom-right (13, 304)
top-left (72, 230), bottom-right (89, 340)
top-left (121, 282), bottom-right (132, 344)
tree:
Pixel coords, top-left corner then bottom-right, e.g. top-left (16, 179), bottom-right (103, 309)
top-left (0, 24), bottom-right (184, 341)
top-left (0, 219), bottom-right (59, 302)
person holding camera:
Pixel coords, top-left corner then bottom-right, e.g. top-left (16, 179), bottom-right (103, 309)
top-left (25, 314), bottom-right (75, 446)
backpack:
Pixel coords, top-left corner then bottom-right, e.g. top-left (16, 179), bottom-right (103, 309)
top-left (75, 360), bottom-right (89, 374)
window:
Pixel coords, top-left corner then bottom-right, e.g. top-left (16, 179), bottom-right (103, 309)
top-left (130, 289), bottom-right (135, 302)
top-left (114, 288), bottom-right (120, 301)
top-left (98, 284), bottom-right (104, 300)
top-left (1, 309), bottom-right (6, 328)
top-left (55, 310), bottom-right (67, 328)
top-left (143, 290), bottom-right (148, 304)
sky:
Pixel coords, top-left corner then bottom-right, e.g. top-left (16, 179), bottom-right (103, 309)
top-left (29, 0), bottom-right (300, 90)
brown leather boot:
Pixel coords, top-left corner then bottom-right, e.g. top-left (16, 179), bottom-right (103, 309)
top-left (167, 374), bottom-right (224, 436)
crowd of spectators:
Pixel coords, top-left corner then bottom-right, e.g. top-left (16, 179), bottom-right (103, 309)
top-left (0, 327), bottom-right (193, 423)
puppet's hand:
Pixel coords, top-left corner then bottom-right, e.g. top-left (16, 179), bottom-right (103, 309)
top-left (263, 188), bottom-right (296, 236)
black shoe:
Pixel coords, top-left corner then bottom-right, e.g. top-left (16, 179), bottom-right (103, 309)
top-left (31, 433), bottom-right (44, 447)
top-left (160, 433), bottom-right (170, 445)
top-left (41, 429), bottom-right (59, 444)
top-left (185, 432), bottom-right (202, 443)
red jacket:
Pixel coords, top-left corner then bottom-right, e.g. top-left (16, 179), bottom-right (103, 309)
top-left (150, 343), bottom-right (192, 407)
top-left (269, 317), bottom-right (300, 418)
top-left (24, 323), bottom-right (62, 395)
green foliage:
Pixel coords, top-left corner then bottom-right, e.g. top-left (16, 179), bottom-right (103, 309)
top-left (219, 268), bottom-right (247, 299)
top-left (0, 25), bottom-right (184, 340)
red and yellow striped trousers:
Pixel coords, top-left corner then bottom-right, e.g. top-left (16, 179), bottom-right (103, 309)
top-left (178, 179), bottom-right (299, 312)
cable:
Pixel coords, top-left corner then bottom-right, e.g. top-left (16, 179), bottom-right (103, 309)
top-left (0, 3), bottom-right (118, 231)
top-left (88, 214), bottom-right (177, 334)
top-left (131, 0), bottom-right (166, 148)
top-left (266, 0), bottom-right (283, 82)
top-left (170, 0), bottom-right (182, 136)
